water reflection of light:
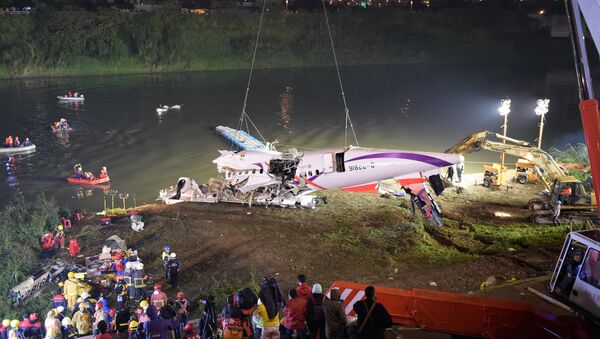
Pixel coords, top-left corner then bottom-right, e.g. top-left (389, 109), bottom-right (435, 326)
top-left (4, 156), bottom-right (20, 191)
top-left (278, 86), bottom-right (294, 129)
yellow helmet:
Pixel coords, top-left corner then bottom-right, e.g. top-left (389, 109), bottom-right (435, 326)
top-left (57, 225), bottom-right (63, 230)
top-left (2, 320), bottom-right (10, 327)
top-left (10, 320), bottom-right (19, 328)
top-left (67, 272), bottom-right (75, 279)
top-left (139, 300), bottom-right (148, 308)
top-left (129, 321), bottom-right (139, 330)
top-left (58, 282), bottom-right (64, 287)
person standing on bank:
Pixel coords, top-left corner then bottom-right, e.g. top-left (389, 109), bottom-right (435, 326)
top-left (352, 286), bottom-right (392, 339)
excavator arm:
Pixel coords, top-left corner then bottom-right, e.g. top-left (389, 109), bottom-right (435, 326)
top-left (446, 131), bottom-right (565, 190)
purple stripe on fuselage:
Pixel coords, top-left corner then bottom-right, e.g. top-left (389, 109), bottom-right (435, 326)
top-left (345, 152), bottom-right (453, 167)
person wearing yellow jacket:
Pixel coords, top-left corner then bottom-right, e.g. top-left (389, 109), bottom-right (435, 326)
top-left (63, 272), bottom-right (79, 311)
top-left (257, 299), bottom-right (280, 339)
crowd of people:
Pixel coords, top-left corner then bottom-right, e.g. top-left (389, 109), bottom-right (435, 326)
top-left (3, 135), bottom-right (33, 148)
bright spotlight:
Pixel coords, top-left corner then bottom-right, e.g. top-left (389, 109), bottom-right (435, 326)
top-left (498, 99), bottom-right (511, 116)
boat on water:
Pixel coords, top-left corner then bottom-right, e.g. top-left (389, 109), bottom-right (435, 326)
top-left (0, 144), bottom-right (36, 155)
top-left (67, 176), bottom-right (110, 185)
top-left (57, 95), bottom-right (84, 102)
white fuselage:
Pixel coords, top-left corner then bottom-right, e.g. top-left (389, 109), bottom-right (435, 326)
top-left (213, 146), bottom-right (464, 193)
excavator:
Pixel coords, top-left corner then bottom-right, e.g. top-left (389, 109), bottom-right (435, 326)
top-left (446, 131), bottom-right (598, 223)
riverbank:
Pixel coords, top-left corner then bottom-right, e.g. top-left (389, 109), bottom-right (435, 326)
top-left (0, 8), bottom-right (570, 79)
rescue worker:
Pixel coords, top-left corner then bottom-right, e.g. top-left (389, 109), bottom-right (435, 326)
top-left (296, 274), bottom-right (312, 300)
top-left (150, 284), bottom-right (168, 309)
top-left (128, 321), bottom-right (143, 339)
top-left (560, 184), bottom-right (573, 204)
top-left (8, 321), bottom-right (20, 339)
top-left (54, 225), bottom-right (65, 249)
top-left (114, 308), bottom-right (130, 339)
top-left (175, 292), bottom-right (189, 325)
top-left (52, 290), bottom-right (68, 309)
top-left (54, 306), bottom-right (66, 322)
top-left (553, 200), bottom-right (562, 226)
top-left (28, 313), bottom-right (43, 339)
top-left (92, 302), bottom-right (108, 335)
top-left (114, 278), bottom-right (128, 310)
top-left (18, 313), bottom-right (30, 338)
top-left (114, 252), bottom-right (126, 278)
top-left (323, 288), bottom-right (347, 339)
top-left (61, 318), bottom-right (77, 339)
top-left (98, 167), bottom-right (108, 179)
top-left (137, 301), bottom-right (150, 324)
top-left (71, 304), bottom-right (92, 336)
top-left (22, 138), bottom-right (32, 146)
top-left (63, 272), bottom-right (80, 311)
top-left (124, 262), bottom-right (134, 300)
top-left (73, 291), bottom-right (94, 316)
top-left (161, 246), bottom-right (171, 280)
top-left (13, 137), bottom-right (20, 147)
top-left (44, 311), bottom-right (62, 339)
top-left (1, 320), bottom-right (10, 339)
top-left (131, 262), bottom-right (147, 302)
top-left (167, 252), bottom-right (181, 288)
top-left (4, 136), bottom-right (13, 147)
top-left (456, 163), bottom-right (464, 182)
top-left (143, 305), bottom-right (174, 339)
top-left (352, 286), bottom-right (392, 339)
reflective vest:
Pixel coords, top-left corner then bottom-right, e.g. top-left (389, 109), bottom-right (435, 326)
top-left (132, 270), bottom-right (145, 288)
top-left (124, 271), bottom-right (132, 285)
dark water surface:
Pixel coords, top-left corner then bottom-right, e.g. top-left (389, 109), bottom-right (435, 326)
top-left (0, 63), bottom-right (586, 210)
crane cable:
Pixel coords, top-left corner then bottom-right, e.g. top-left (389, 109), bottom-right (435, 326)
top-left (320, 0), bottom-right (359, 148)
top-left (236, 0), bottom-right (269, 144)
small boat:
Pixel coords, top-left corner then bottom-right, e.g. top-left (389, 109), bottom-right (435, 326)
top-left (156, 107), bottom-right (168, 114)
top-left (170, 105), bottom-right (182, 110)
top-left (67, 176), bottom-right (110, 185)
top-left (0, 144), bottom-right (36, 154)
top-left (51, 124), bottom-right (73, 133)
top-left (57, 95), bottom-right (85, 102)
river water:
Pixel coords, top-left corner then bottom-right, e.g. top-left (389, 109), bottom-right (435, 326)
top-left (0, 63), bottom-right (586, 210)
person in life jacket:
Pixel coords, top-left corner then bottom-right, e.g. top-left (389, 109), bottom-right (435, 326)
top-left (150, 284), bottom-right (168, 310)
top-left (123, 262), bottom-right (135, 300)
top-left (4, 136), bottom-right (13, 147)
top-left (63, 272), bottom-right (80, 311)
top-left (128, 321), bottom-right (144, 339)
top-left (22, 138), bottom-right (32, 146)
top-left (13, 137), bottom-right (20, 147)
top-left (59, 119), bottom-right (69, 129)
top-left (74, 164), bottom-right (84, 179)
top-left (114, 278), bottom-right (128, 311)
top-left (161, 246), bottom-right (171, 280)
top-left (0, 320), bottom-right (10, 339)
top-left (98, 167), bottom-right (108, 179)
top-left (136, 300), bottom-right (150, 324)
top-left (18, 313), bottom-right (31, 338)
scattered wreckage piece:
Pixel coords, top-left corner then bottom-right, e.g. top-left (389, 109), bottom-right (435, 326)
top-left (9, 262), bottom-right (85, 305)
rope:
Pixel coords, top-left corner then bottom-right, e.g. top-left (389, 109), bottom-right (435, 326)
top-left (320, 0), bottom-right (359, 148)
top-left (236, 0), bottom-right (269, 145)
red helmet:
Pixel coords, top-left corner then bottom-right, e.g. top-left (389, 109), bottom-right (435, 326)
top-left (115, 252), bottom-right (122, 259)
top-left (177, 291), bottom-right (184, 298)
top-left (153, 283), bottom-right (161, 291)
top-left (29, 313), bottom-right (38, 321)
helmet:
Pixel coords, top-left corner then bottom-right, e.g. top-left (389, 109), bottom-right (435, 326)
top-left (163, 246), bottom-right (171, 252)
top-left (28, 313), bottom-right (37, 321)
top-left (2, 320), bottom-right (10, 327)
top-left (154, 283), bottom-right (161, 291)
top-left (61, 317), bottom-right (71, 327)
top-left (80, 291), bottom-right (89, 299)
top-left (137, 263), bottom-right (144, 270)
top-left (67, 272), bottom-right (75, 279)
top-left (170, 252), bottom-right (177, 258)
top-left (312, 283), bottom-right (323, 294)
top-left (139, 300), bottom-right (149, 308)
top-left (129, 321), bottom-right (139, 330)
top-left (115, 252), bottom-right (122, 259)
top-left (102, 166), bottom-right (107, 170)
top-left (57, 225), bottom-right (63, 230)
top-left (58, 282), bottom-right (64, 287)
top-left (10, 320), bottom-right (19, 328)
top-left (177, 291), bottom-right (185, 298)
top-left (56, 306), bottom-right (64, 314)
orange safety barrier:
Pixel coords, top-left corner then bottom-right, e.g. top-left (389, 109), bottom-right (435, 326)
top-left (328, 281), bottom-right (592, 338)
